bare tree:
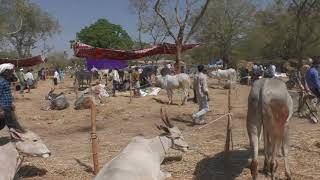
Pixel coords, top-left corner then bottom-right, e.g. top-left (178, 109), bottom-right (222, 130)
top-left (287, 0), bottom-right (320, 68)
top-left (5, 0), bottom-right (60, 58)
top-left (154, 0), bottom-right (210, 73)
top-left (196, 0), bottom-right (256, 68)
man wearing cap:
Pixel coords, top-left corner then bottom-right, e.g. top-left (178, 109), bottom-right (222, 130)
top-left (192, 65), bottom-right (210, 125)
top-left (305, 57), bottom-right (320, 98)
top-left (0, 63), bottom-right (20, 132)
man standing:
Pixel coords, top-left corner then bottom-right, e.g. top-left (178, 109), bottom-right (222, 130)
top-left (53, 68), bottom-right (60, 86)
top-left (192, 65), bottom-right (209, 125)
top-left (25, 69), bottom-right (34, 93)
top-left (131, 67), bottom-right (141, 97)
top-left (306, 57), bottom-right (320, 98)
top-left (110, 68), bottom-right (120, 97)
top-left (17, 68), bottom-right (26, 94)
top-left (0, 63), bottom-right (21, 132)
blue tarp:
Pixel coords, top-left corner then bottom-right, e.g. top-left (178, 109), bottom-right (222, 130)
top-left (86, 58), bottom-right (128, 70)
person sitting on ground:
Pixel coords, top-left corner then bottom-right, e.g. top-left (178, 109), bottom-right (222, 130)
top-left (305, 57), bottom-right (320, 98)
top-left (131, 67), bottom-right (141, 97)
top-left (192, 65), bottom-right (210, 125)
top-left (0, 63), bottom-right (23, 134)
top-left (25, 69), bottom-right (34, 93)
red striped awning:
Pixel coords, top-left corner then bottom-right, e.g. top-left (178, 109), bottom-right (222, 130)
top-left (74, 42), bottom-right (199, 60)
top-left (0, 55), bottom-right (46, 67)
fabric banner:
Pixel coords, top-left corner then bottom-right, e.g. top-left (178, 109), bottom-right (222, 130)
top-left (74, 42), bottom-right (199, 60)
top-left (86, 58), bottom-right (128, 70)
top-left (0, 55), bottom-right (46, 67)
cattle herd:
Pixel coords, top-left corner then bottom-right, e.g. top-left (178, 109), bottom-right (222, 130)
top-left (2, 66), bottom-right (318, 180)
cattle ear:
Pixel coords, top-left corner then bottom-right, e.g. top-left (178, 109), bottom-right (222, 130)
top-left (9, 129), bottom-right (23, 140)
top-left (159, 125), bottom-right (170, 134)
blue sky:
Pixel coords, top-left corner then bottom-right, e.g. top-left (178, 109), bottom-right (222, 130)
top-left (30, 0), bottom-right (138, 56)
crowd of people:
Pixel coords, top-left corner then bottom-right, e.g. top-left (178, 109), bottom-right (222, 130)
top-left (239, 63), bottom-right (278, 85)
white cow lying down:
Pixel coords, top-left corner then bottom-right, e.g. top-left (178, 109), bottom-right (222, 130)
top-left (95, 108), bottom-right (189, 180)
top-left (156, 73), bottom-right (190, 105)
top-left (210, 68), bottom-right (237, 85)
top-left (0, 129), bottom-right (51, 180)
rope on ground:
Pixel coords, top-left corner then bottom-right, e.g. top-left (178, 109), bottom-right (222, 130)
top-left (198, 113), bottom-right (231, 130)
top-left (186, 113), bottom-right (231, 134)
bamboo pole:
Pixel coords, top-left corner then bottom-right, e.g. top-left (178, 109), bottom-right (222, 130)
top-left (90, 101), bottom-right (99, 174)
top-left (89, 76), bottom-right (99, 174)
top-left (129, 73), bottom-right (132, 103)
top-left (224, 78), bottom-right (233, 180)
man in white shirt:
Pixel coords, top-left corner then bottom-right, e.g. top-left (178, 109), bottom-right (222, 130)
top-left (25, 69), bottom-right (34, 93)
top-left (53, 69), bottom-right (60, 86)
top-left (110, 69), bottom-right (120, 96)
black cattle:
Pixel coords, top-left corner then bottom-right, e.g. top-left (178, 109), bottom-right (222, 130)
top-left (74, 70), bottom-right (99, 89)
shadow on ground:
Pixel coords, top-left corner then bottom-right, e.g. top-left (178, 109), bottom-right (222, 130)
top-left (152, 97), bottom-right (181, 106)
top-left (194, 150), bottom-right (250, 180)
top-left (75, 158), bottom-right (93, 173)
top-left (17, 165), bottom-right (47, 178)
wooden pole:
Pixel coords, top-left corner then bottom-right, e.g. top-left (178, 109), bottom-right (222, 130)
top-left (129, 73), bottom-right (132, 103)
top-left (224, 78), bottom-right (233, 180)
top-left (90, 102), bottom-right (99, 174)
top-left (89, 76), bottom-right (99, 174)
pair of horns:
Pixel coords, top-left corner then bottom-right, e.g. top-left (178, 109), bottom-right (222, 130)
top-left (160, 107), bottom-right (173, 128)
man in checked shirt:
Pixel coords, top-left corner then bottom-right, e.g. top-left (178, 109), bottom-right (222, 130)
top-left (0, 63), bottom-right (21, 133)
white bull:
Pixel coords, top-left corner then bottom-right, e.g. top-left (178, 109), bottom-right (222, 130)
top-left (210, 68), bottom-right (237, 85)
top-left (156, 73), bottom-right (190, 105)
top-left (94, 108), bottom-right (189, 180)
top-left (0, 129), bottom-right (51, 180)
top-left (247, 78), bottom-right (293, 180)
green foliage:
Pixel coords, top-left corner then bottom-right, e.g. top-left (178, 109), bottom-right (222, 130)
top-left (194, 0), bottom-right (256, 66)
top-left (46, 52), bottom-right (69, 68)
top-left (75, 19), bottom-right (134, 50)
top-left (0, 50), bottom-right (18, 59)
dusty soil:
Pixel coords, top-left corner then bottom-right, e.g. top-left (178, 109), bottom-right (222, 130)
top-left (5, 77), bottom-right (320, 180)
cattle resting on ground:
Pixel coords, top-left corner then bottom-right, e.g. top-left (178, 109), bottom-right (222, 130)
top-left (74, 95), bottom-right (96, 110)
top-left (0, 128), bottom-right (51, 180)
top-left (247, 78), bottom-right (294, 180)
top-left (44, 88), bottom-right (69, 110)
top-left (94, 108), bottom-right (188, 180)
top-left (156, 73), bottom-right (190, 105)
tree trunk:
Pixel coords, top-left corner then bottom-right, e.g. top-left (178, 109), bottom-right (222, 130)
top-left (175, 42), bottom-right (182, 74)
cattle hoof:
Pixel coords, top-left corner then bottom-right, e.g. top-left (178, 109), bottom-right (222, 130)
top-left (285, 172), bottom-right (292, 180)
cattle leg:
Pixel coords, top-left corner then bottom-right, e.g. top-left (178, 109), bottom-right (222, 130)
top-left (283, 126), bottom-right (291, 180)
top-left (270, 143), bottom-right (278, 180)
top-left (167, 90), bottom-right (172, 104)
top-left (182, 89), bottom-right (188, 105)
top-left (249, 133), bottom-right (259, 180)
top-left (247, 123), bottom-right (261, 180)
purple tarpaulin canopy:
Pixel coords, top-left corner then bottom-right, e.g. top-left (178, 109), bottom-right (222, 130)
top-left (86, 58), bottom-right (128, 70)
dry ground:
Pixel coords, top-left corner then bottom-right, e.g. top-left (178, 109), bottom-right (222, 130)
top-left (4, 77), bottom-right (320, 180)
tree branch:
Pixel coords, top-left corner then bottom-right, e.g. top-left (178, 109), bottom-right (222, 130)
top-left (6, 17), bottom-right (23, 35)
top-left (155, 0), bottom-right (177, 42)
top-left (184, 0), bottom-right (210, 43)
top-left (175, 0), bottom-right (182, 27)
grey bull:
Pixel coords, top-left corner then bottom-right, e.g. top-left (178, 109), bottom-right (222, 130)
top-left (44, 88), bottom-right (69, 110)
top-left (247, 78), bottom-right (293, 180)
top-left (94, 108), bottom-right (189, 180)
top-left (0, 130), bottom-right (51, 180)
